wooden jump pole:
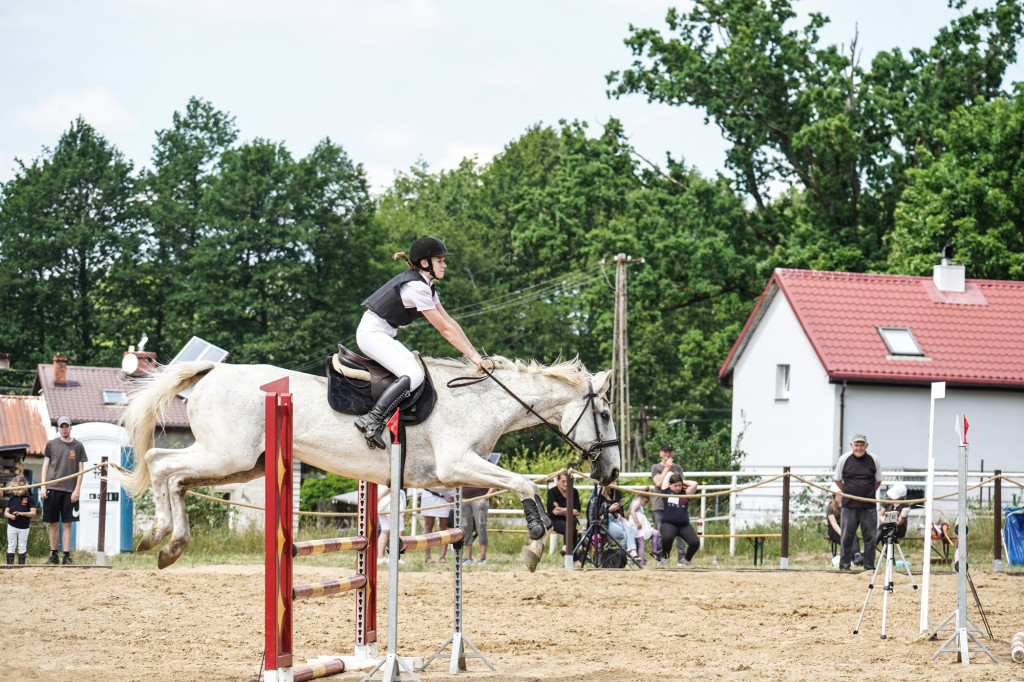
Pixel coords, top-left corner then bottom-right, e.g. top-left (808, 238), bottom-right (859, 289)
top-left (260, 377), bottom-right (376, 682)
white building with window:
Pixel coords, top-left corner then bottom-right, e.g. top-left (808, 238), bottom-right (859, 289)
top-left (717, 261), bottom-right (1024, 525)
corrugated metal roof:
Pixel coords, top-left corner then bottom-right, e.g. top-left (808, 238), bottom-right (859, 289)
top-left (34, 364), bottom-right (190, 429)
top-left (720, 268), bottom-right (1024, 388)
top-left (0, 395), bottom-right (50, 454)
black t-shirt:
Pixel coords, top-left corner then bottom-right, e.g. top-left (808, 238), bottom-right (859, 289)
top-left (6, 494), bottom-right (37, 530)
top-left (835, 451), bottom-right (880, 509)
top-left (546, 485), bottom-right (581, 528)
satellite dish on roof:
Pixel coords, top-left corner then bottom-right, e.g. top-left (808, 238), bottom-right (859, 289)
top-left (121, 353), bottom-right (139, 375)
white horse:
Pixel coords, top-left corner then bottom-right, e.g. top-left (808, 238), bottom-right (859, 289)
top-left (121, 356), bottom-right (620, 571)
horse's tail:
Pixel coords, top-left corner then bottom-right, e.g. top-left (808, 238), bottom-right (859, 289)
top-left (120, 361), bottom-right (216, 498)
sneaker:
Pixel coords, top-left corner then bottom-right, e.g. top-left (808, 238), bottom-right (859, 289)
top-left (477, 559), bottom-right (486, 566)
top-left (677, 558), bottom-right (693, 567)
top-left (462, 558), bottom-right (474, 565)
top-left (862, 565), bottom-right (875, 571)
top-left (657, 558), bottom-right (667, 566)
top-left (398, 559), bottom-right (406, 566)
top-left (377, 558), bottom-right (387, 565)
top-left (839, 565), bottom-right (852, 572)
top-left (62, 554), bottom-right (74, 565)
top-left (47, 553), bottom-right (59, 565)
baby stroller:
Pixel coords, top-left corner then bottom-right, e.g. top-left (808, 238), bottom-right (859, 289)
top-left (572, 485), bottom-right (642, 569)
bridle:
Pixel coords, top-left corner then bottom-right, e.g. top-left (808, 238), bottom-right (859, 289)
top-left (447, 366), bottom-right (620, 464)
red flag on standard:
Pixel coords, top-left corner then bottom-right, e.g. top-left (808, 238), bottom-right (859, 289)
top-left (963, 415), bottom-right (969, 443)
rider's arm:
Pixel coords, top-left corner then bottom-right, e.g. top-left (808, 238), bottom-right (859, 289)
top-left (422, 305), bottom-right (483, 369)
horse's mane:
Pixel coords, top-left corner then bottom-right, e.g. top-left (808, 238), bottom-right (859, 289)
top-left (424, 355), bottom-right (589, 391)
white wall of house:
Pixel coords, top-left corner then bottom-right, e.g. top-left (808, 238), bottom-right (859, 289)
top-left (729, 292), bottom-right (836, 469)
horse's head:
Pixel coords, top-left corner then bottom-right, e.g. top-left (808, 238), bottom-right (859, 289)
top-left (560, 368), bottom-right (620, 486)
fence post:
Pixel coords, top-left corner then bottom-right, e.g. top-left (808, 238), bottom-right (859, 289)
top-left (96, 456), bottom-right (108, 566)
top-left (993, 470), bottom-right (1002, 573)
top-left (729, 473), bottom-right (737, 557)
top-left (780, 467), bottom-right (790, 570)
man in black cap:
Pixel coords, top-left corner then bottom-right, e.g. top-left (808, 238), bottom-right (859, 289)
top-left (40, 416), bottom-right (88, 565)
top-left (651, 443), bottom-right (682, 561)
top-left (833, 433), bottom-right (881, 572)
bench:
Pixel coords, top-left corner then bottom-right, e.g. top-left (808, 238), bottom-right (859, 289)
top-left (699, 534), bottom-right (781, 566)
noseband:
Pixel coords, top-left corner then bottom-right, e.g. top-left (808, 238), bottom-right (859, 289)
top-left (447, 366), bottom-right (619, 463)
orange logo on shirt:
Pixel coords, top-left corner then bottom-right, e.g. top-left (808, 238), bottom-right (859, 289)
top-left (70, 451), bottom-right (76, 460)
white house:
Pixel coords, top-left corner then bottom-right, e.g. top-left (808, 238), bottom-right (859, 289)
top-left (718, 260), bottom-right (1024, 525)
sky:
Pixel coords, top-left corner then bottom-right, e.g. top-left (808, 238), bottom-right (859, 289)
top-left (1, 1), bottom-right (1021, 194)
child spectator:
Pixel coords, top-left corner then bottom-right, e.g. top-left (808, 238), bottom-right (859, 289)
top-left (627, 490), bottom-right (657, 564)
top-left (5, 475), bottom-right (37, 565)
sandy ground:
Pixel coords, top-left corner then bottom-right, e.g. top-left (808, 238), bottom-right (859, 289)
top-left (2, 562), bottom-right (1022, 681)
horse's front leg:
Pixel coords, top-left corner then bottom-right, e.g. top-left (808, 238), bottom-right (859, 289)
top-left (435, 451), bottom-right (551, 572)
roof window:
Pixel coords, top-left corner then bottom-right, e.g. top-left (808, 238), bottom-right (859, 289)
top-left (877, 327), bottom-right (924, 356)
top-left (103, 389), bottom-right (128, 405)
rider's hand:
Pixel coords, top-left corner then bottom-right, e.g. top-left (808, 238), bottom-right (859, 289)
top-left (469, 352), bottom-right (485, 371)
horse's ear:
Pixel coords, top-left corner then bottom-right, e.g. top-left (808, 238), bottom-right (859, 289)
top-left (592, 370), bottom-right (612, 395)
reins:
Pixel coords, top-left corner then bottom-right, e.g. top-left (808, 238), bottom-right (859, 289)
top-left (447, 363), bottom-right (619, 464)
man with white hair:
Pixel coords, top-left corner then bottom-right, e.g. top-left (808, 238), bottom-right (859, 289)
top-left (834, 434), bottom-right (882, 572)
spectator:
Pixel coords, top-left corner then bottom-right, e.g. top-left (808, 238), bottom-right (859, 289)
top-left (546, 471), bottom-right (581, 558)
top-left (460, 485), bottom-right (494, 565)
top-left (825, 482), bottom-right (842, 548)
top-left (41, 416), bottom-right (87, 565)
top-left (627, 490), bottom-right (657, 564)
top-left (834, 433), bottom-right (882, 572)
top-left (377, 484), bottom-right (407, 566)
top-left (658, 472), bottom-right (700, 567)
top-left (418, 488), bottom-right (453, 563)
top-left (5, 475), bottom-right (37, 565)
top-left (588, 485), bottom-right (641, 564)
top-left (651, 442), bottom-right (683, 562)
top-left (878, 482), bottom-right (910, 541)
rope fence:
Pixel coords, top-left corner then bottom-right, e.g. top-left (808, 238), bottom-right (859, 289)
top-left (4, 462), bottom-right (1021, 567)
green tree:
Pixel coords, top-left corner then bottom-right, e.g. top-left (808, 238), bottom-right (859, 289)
top-left (889, 90), bottom-right (1024, 279)
top-left (133, 98), bottom-right (239, 360)
top-left (607, 0), bottom-right (1024, 271)
top-left (0, 117), bottom-right (139, 365)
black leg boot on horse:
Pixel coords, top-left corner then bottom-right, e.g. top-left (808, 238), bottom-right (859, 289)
top-left (354, 375), bottom-right (412, 449)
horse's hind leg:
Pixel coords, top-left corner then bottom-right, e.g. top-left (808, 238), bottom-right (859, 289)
top-left (158, 458), bottom-right (265, 569)
top-left (135, 447), bottom-right (185, 553)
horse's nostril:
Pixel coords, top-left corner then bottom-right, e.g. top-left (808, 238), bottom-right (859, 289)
top-left (607, 468), bottom-right (620, 484)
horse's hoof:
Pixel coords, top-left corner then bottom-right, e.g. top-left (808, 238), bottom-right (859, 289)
top-left (136, 531), bottom-right (160, 552)
top-left (520, 544), bottom-right (541, 573)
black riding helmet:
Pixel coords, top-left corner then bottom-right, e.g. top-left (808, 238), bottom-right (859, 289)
top-left (409, 236), bottom-right (453, 277)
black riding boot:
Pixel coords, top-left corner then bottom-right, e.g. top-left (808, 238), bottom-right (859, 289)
top-left (6, 553), bottom-right (13, 565)
top-left (17, 553), bottom-right (27, 565)
top-left (354, 376), bottom-right (412, 449)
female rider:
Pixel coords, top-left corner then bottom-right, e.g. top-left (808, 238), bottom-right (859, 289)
top-left (354, 236), bottom-right (485, 448)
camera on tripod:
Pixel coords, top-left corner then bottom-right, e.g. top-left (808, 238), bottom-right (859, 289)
top-left (878, 510), bottom-right (899, 539)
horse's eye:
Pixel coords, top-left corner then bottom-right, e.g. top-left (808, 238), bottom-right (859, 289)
top-left (600, 411), bottom-right (610, 422)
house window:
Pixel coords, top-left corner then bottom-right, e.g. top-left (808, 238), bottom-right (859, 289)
top-left (775, 364), bottom-right (790, 400)
top-left (877, 327), bottom-right (924, 356)
top-left (103, 390), bottom-right (127, 405)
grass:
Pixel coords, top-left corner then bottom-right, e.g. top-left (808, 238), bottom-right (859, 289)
top-left (92, 515), bottom-right (1024, 575)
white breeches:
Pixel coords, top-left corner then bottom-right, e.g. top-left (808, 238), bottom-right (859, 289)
top-left (356, 314), bottom-right (425, 390)
top-left (7, 527), bottom-right (29, 553)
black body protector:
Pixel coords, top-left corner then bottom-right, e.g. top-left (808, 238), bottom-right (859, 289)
top-left (361, 269), bottom-right (434, 328)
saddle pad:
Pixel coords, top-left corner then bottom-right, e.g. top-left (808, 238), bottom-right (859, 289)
top-left (325, 354), bottom-right (437, 425)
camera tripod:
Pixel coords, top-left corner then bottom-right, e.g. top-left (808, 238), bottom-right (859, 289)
top-left (854, 525), bottom-right (929, 639)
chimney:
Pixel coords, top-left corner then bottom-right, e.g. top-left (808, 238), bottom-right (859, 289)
top-left (933, 244), bottom-right (966, 293)
top-left (53, 354), bottom-right (68, 385)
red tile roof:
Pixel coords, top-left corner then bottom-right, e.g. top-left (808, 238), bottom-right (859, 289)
top-left (32, 364), bottom-right (190, 429)
top-left (720, 268), bottom-right (1024, 388)
top-left (0, 395), bottom-right (50, 454)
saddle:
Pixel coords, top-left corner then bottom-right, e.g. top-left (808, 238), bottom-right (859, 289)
top-left (326, 344), bottom-right (436, 425)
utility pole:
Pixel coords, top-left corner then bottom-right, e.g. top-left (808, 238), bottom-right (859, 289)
top-left (606, 253), bottom-right (644, 473)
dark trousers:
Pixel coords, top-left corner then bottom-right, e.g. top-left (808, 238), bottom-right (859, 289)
top-left (661, 521), bottom-right (699, 562)
top-left (840, 507), bottom-right (877, 569)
